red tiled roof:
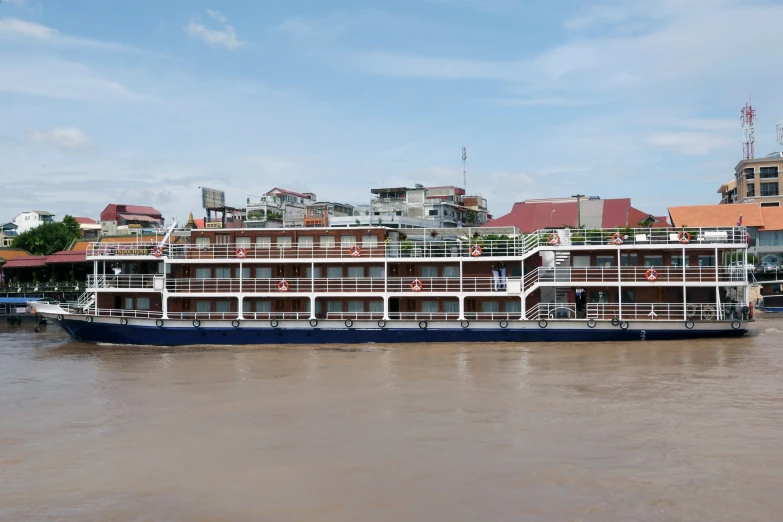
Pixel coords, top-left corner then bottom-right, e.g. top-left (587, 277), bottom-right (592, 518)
top-left (46, 251), bottom-right (87, 264)
top-left (0, 249), bottom-right (33, 262)
top-left (2, 256), bottom-right (48, 268)
top-left (73, 217), bottom-right (96, 224)
top-left (668, 203), bottom-right (764, 228)
top-left (601, 198), bottom-right (632, 228)
top-left (124, 205), bottom-right (162, 216)
top-left (194, 218), bottom-right (205, 229)
top-left (759, 206), bottom-right (783, 231)
top-left (486, 201), bottom-right (578, 232)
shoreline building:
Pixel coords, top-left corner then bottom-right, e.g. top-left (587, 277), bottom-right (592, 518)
top-left (369, 185), bottom-right (491, 228)
top-left (12, 210), bottom-right (55, 234)
top-left (718, 152), bottom-right (783, 206)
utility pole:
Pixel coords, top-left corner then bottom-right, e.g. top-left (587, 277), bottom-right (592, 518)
top-left (462, 147), bottom-right (467, 193)
top-left (572, 194), bottom-right (585, 229)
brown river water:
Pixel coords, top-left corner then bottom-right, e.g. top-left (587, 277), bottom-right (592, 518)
top-left (1, 317), bottom-right (783, 521)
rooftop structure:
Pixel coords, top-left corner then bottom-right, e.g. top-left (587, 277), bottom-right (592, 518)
top-left (100, 204), bottom-right (164, 227)
top-left (718, 152), bottom-right (783, 206)
top-left (12, 210), bottom-right (55, 234)
top-left (370, 185), bottom-right (490, 228)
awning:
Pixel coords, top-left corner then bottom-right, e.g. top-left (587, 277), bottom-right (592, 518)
top-left (1, 257), bottom-right (48, 268)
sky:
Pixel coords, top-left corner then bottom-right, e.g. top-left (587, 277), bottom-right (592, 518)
top-left (1, 0), bottom-right (783, 225)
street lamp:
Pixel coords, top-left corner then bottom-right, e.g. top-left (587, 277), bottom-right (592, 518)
top-left (550, 210), bottom-right (556, 228)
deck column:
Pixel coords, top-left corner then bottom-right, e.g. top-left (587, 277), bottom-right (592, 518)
top-left (682, 246), bottom-right (687, 320)
top-left (309, 296), bottom-right (316, 320)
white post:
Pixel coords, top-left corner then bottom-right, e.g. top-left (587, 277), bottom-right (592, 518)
top-left (715, 246), bottom-right (720, 320)
top-left (617, 248), bottom-right (622, 320)
top-left (520, 257), bottom-right (526, 320)
top-left (162, 260), bottom-right (168, 319)
top-left (383, 247), bottom-right (389, 320)
top-left (682, 246), bottom-right (687, 320)
top-left (238, 261), bottom-right (244, 320)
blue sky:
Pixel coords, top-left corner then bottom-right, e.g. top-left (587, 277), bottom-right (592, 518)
top-left (1, 0), bottom-right (782, 224)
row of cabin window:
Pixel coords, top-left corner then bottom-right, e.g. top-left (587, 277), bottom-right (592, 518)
top-left (590, 254), bottom-right (716, 267)
top-left (189, 300), bottom-right (520, 313)
top-left (193, 266), bottom-right (462, 279)
top-left (124, 297), bottom-right (150, 310)
top-left (194, 235), bottom-right (379, 248)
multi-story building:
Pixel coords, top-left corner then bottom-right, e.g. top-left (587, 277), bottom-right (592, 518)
top-left (246, 188), bottom-right (317, 228)
top-left (1, 223), bottom-right (18, 247)
top-left (100, 204), bottom-right (164, 227)
top-left (370, 185), bottom-right (490, 228)
top-left (718, 152), bottom-right (783, 207)
top-left (13, 210), bottom-right (55, 234)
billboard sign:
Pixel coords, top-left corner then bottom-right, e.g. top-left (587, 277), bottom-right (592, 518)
top-left (201, 187), bottom-right (226, 209)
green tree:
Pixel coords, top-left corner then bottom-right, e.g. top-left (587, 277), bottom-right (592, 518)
top-left (11, 218), bottom-right (76, 256)
top-left (62, 215), bottom-right (81, 242)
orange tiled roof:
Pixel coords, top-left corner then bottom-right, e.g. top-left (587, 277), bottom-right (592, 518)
top-left (668, 203), bottom-right (764, 228)
top-left (0, 248), bottom-right (33, 262)
top-left (760, 206), bottom-right (783, 231)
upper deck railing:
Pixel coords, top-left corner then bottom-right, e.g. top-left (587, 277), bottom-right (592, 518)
top-left (86, 227), bottom-right (748, 260)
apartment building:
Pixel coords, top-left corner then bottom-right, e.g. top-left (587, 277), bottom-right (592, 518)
top-left (718, 152), bottom-right (783, 206)
top-left (12, 210), bottom-right (55, 234)
top-left (370, 185), bottom-right (491, 228)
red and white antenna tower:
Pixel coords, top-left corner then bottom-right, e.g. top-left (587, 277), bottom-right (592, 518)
top-left (777, 121), bottom-right (783, 147)
top-left (740, 102), bottom-right (756, 159)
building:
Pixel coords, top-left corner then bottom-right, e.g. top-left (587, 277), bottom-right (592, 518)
top-left (73, 217), bottom-right (101, 239)
top-left (0, 223), bottom-right (18, 247)
top-left (669, 202), bottom-right (783, 264)
top-left (487, 197), bottom-right (669, 233)
top-left (718, 151), bottom-right (783, 206)
top-left (12, 210), bottom-right (55, 234)
top-left (100, 204), bottom-right (164, 228)
top-left (246, 188), bottom-right (316, 228)
top-left (370, 185), bottom-right (491, 228)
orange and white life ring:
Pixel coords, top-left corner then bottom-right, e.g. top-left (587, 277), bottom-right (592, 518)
top-left (349, 245), bottom-right (361, 257)
top-left (410, 279), bottom-right (423, 292)
top-left (470, 244), bottom-right (482, 257)
top-left (278, 280), bottom-right (289, 292)
top-left (611, 232), bottom-right (623, 245)
top-left (235, 247), bottom-right (247, 258)
top-left (678, 231), bottom-right (690, 244)
top-left (645, 268), bottom-right (658, 282)
top-left (152, 246), bottom-right (163, 257)
top-left (548, 233), bottom-right (560, 245)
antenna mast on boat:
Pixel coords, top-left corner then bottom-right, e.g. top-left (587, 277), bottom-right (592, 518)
top-left (158, 217), bottom-right (178, 247)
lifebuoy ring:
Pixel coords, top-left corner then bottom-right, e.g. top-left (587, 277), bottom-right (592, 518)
top-left (611, 233), bottom-right (623, 245)
top-left (152, 246), bottom-right (163, 257)
top-left (645, 268), bottom-right (658, 281)
top-left (678, 231), bottom-right (690, 244)
top-left (349, 245), bottom-right (361, 257)
top-left (235, 247), bottom-right (247, 258)
top-left (548, 233), bottom-right (560, 245)
top-left (460, 320), bottom-right (470, 328)
top-left (410, 279), bottom-right (423, 292)
top-left (470, 244), bottom-right (483, 257)
top-left (278, 280), bottom-right (289, 292)
top-left (686, 304), bottom-right (697, 318)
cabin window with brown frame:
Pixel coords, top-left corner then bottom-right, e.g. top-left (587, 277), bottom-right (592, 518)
top-left (595, 256), bottom-right (615, 267)
top-left (326, 267), bottom-right (342, 279)
top-left (196, 301), bottom-right (211, 313)
top-left (620, 253), bottom-right (637, 266)
top-left (369, 266), bottom-right (384, 278)
top-left (421, 266), bottom-right (438, 277)
top-left (195, 236), bottom-right (210, 247)
top-left (276, 236), bottom-right (292, 249)
top-left (255, 267), bottom-right (272, 278)
top-left (340, 235), bottom-right (357, 247)
top-left (443, 266), bottom-right (459, 277)
top-left (347, 301), bottom-right (364, 313)
top-left (481, 301), bottom-right (499, 313)
top-left (236, 236), bottom-right (251, 247)
top-left (320, 236), bottom-right (336, 248)
top-left (255, 301), bottom-right (271, 313)
top-left (305, 266), bottom-right (322, 278)
top-left (256, 236), bottom-right (271, 248)
top-left (215, 301), bottom-right (231, 313)
top-left (644, 255), bottom-right (663, 267)
top-left (361, 235), bottom-right (378, 247)
top-left (298, 236), bottom-right (314, 248)
top-left (347, 266), bottom-right (364, 278)
top-left (216, 234), bottom-right (230, 245)
top-left (215, 268), bottom-right (231, 278)
top-left (195, 268), bottom-right (211, 279)
top-left (137, 297), bottom-right (150, 310)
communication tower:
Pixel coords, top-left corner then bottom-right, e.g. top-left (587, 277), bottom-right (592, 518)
top-left (740, 102), bottom-right (756, 160)
top-left (777, 122), bottom-right (783, 147)
top-left (462, 146), bottom-right (467, 193)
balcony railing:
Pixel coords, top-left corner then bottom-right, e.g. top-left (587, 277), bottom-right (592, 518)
top-left (85, 226), bottom-right (750, 261)
top-left (527, 265), bottom-right (745, 290)
top-left (586, 302), bottom-right (739, 321)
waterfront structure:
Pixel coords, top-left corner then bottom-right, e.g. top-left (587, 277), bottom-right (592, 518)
top-left (12, 211), bottom-right (55, 234)
top-left (73, 217), bottom-right (101, 239)
top-left (245, 188), bottom-right (317, 228)
top-left (0, 223), bottom-right (18, 247)
top-left (487, 197), bottom-right (669, 232)
top-left (370, 185), bottom-right (491, 228)
top-left (33, 223), bottom-right (751, 346)
top-left (669, 203), bottom-right (783, 264)
top-left (718, 152), bottom-right (783, 206)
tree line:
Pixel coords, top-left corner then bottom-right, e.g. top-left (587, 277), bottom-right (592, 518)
top-left (11, 216), bottom-right (82, 256)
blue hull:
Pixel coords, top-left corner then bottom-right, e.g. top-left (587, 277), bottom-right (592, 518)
top-left (56, 319), bottom-right (748, 346)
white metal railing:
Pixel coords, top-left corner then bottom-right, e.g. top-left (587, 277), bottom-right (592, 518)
top-left (526, 266), bottom-right (743, 288)
top-left (463, 312), bottom-right (522, 320)
top-left (166, 311), bottom-right (239, 320)
top-left (162, 276), bottom-right (520, 294)
top-left (92, 308), bottom-right (164, 318)
top-left (526, 303), bottom-right (577, 320)
top-left (585, 302), bottom-right (743, 321)
top-left (85, 227), bottom-right (748, 261)
top-left (325, 312), bottom-right (385, 320)
top-left (387, 312), bottom-right (460, 320)
top-left (88, 274), bottom-right (159, 289)
top-left (239, 312), bottom-right (311, 320)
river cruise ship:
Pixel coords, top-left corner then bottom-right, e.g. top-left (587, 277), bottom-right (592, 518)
top-left (33, 225), bottom-right (752, 346)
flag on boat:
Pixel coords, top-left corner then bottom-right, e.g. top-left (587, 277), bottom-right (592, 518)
top-left (737, 214), bottom-right (743, 226)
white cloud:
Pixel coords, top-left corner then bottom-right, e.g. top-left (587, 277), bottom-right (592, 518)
top-left (29, 128), bottom-right (94, 151)
top-left (0, 18), bottom-right (54, 39)
top-left (0, 17), bottom-right (140, 52)
top-left (188, 10), bottom-right (243, 49)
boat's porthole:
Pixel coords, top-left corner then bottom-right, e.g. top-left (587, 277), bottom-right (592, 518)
top-left (310, 319), bottom-right (318, 327)
top-left (345, 319), bottom-right (353, 328)
top-left (418, 321), bottom-right (428, 329)
top-left (538, 319), bottom-right (547, 329)
top-left (377, 320), bottom-right (386, 328)
top-left (611, 318), bottom-right (620, 326)
top-left (156, 319), bottom-right (164, 327)
top-left (731, 320), bottom-right (742, 330)
top-left (499, 320), bottom-right (509, 329)
top-left (231, 320), bottom-right (240, 328)
top-left (460, 320), bottom-right (469, 328)
top-left (620, 321), bottom-right (630, 330)
top-left (193, 319), bottom-right (201, 328)
top-left (56, 314), bottom-right (63, 321)
top-left (120, 318), bottom-right (128, 326)
top-left (587, 319), bottom-right (596, 328)
top-left (270, 320), bottom-right (279, 328)
top-left (685, 320), bottom-right (694, 329)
